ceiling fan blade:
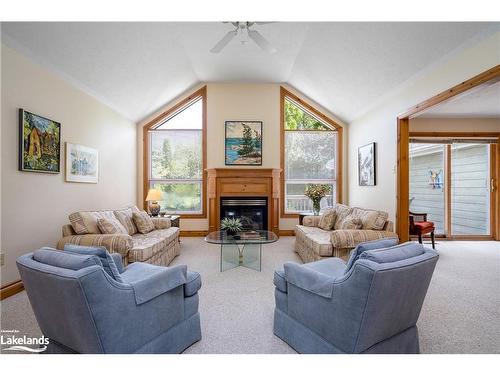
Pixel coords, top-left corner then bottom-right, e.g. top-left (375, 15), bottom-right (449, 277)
top-left (210, 30), bottom-right (237, 53)
top-left (255, 22), bottom-right (275, 25)
top-left (248, 30), bottom-right (277, 54)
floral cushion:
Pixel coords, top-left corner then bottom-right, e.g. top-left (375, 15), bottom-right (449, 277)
top-left (132, 211), bottom-right (155, 234)
top-left (338, 217), bottom-right (363, 230)
top-left (318, 209), bottom-right (337, 230)
top-left (114, 206), bottom-right (139, 235)
top-left (350, 207), bottom-right (388, 230)
top-left (97, 217), bottom-right (128, 235)
top-left (333, 204), bottom-right (354, 230)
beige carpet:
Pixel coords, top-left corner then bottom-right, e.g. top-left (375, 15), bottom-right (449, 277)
top-left (1, 238), bottom-right (499, 353)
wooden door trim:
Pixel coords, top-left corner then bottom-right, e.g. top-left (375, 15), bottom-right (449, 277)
top-left (396, 65), bottom-right (500, 242)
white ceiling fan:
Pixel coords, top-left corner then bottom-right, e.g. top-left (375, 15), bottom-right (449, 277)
top-left (210, 22), bottom-right (277, 54)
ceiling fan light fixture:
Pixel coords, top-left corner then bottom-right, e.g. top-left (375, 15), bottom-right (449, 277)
top-left (210, 21), bottom-right (276, 54)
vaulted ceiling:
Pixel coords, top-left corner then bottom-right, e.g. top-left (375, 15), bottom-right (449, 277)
top-left (2, 22), bottom-right (497, 123)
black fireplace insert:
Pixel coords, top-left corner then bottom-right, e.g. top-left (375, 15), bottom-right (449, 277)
top-left (220, 197), bottom-right (268, 231)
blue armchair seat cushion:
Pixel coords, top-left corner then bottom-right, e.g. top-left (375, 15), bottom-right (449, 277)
top-left (360, 242), bottom-right (425, 263)
top-left (185, 271), bottom-right (202, 297)
top-left (345, 238), bottom-right (399, 273)
top-left (303, 258), bottom-right (347, 277)
top-left (63, 244), bottom-right (123, 282)
top-left (33, 248), bottom-right (102, 270)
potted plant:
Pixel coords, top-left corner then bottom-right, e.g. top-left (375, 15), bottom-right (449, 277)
top-left (304, 184), bottom-right (332, 215)
top-left (220, 217), bottom-right (243, 236)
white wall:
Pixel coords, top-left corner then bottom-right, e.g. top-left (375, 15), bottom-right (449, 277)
top-left (410, 117), bottom-right (500, 132)
top-left (347, 31), bottom-right (500, 222)
top-left (137, 83), bottom-right (346, 231)
top-left (1, 45), bottom-right (137, 285)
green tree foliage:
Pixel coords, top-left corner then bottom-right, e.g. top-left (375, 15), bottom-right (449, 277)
top-left (284, 99), bottom-right (329, 130)
top-left (238, 124), bottom-right (255, 156)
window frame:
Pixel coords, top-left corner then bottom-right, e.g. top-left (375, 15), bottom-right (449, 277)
top-left (280, 86), bottom-right (343, 218)
top-left (143, 86), bottom-right (207, 218)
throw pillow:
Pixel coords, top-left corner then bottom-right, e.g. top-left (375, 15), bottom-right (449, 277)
top-left (63, 244), bottom-right (123, 282)
top-left (339, 217), bottom-right (363, 230)
top-left (333, 204), bottom-right (354, 230)
top-left (318, 209), bottom-right (337, 230)
top-left (114, 207), bottom-right (139, 235)
top-left (97, 217), bottom-right (128, 235)
top-left (132, 211), bottom-right (155, 234)
top-left (345, 237), bottom-right (399, 273)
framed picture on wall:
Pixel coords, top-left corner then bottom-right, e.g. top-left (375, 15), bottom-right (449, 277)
top-left (358, 142), bottom-right (376, 186)
top-left (65, 142), bottom-right (99, 183)
top-left (225, 121), bottom-right (262, 165)
top-left (18, 109), bottom-right (61, 173)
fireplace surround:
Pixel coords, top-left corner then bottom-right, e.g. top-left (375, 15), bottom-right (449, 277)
top-left (206, 168), bottom-right (281, 235)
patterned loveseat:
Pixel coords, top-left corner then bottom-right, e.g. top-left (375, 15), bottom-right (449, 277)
top-left (57, 206), bottom-right (180, 266)
top-left (295, 204), bottom-right (398, 262)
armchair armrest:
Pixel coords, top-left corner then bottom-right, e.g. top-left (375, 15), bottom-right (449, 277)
top-left (302, 215), bottom-right (321, 227)
top-left (283, 262), bottom-right (335, 298)
top-left (184, 271), bottom-right (202, 297)
top-left (330, 230), bottom-right (398, 250)
top-left (274, 270), bottom-right (287, 293)
top-left (151, 217), bottom-right (171, 230)
top-left (128, 264), bottom-right (188, 305)
top-left (57, 234), bottom-right (133, 257)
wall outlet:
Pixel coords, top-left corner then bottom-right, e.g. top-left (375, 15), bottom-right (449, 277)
top-left (0, 253), bottom-right (4, 266)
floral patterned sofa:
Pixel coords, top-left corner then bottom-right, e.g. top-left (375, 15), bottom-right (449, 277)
top-left (57, 206), bottom-right (180, 266)
top-left (295, 204), bottom-right (398, 262)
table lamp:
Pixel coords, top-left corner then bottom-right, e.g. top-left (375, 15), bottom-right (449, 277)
top-left (146, 189), bottom-right (163, 216)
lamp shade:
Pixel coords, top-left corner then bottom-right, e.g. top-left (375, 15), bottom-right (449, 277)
top-left (145, 189), bottom-right (163, 202)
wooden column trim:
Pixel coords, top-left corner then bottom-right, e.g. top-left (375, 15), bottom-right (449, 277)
top-left (396, 117), bottom-right (410, 242)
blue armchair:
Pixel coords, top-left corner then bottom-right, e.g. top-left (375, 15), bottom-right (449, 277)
top-left (16, 246), bottom-right (202, 353)
top-left (273, 240), bottom-right (438, 354)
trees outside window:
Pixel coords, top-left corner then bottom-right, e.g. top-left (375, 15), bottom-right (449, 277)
top-left (281, 89), bottom-right (341, 215)
top-left (146, 89), bottom-right (206, 215)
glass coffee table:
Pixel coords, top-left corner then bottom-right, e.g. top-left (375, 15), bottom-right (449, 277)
top-left (205, 230), bottom-right (278, 272)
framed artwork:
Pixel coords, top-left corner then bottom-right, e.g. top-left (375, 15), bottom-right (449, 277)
top-left (225, 121), bottom-right (262, 165)
top-left (19, 109), bottom-right (61, 173)
top-left (358, 142), bottom-right (376, 186)
top-left (65, 142), bottom-right (99, 183)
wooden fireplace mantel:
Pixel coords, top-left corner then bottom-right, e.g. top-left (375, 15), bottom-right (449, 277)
top-left (206, 168), bottom-right (282, 235)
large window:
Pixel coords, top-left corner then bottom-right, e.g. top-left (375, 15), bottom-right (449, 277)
top-left (145, 87), bottom-right (206, 216)
top-left (281, 87), bottom-right (342, 215)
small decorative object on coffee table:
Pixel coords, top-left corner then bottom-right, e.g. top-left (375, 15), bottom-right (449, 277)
top-left (146, 188), bottom-right (163, 216)
top-left (304, 184), bottom-right (331, 215)
top-left (205, 230), bottom-right (278, 272)
top-left (220, 217), bottom-right (243, 236)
